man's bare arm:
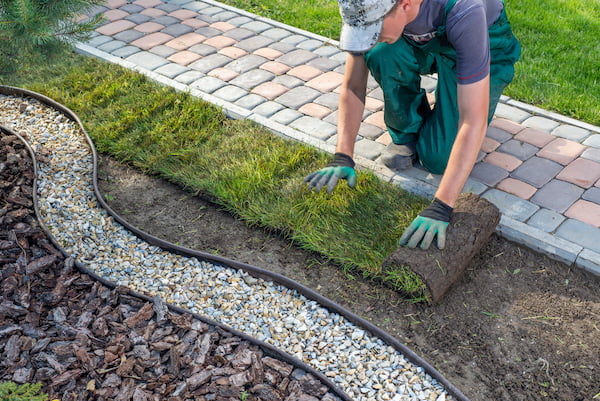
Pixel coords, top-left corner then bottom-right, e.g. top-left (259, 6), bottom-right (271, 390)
top-left (434, 76), bottom-right (490, 207)
top-left (336, 53), bottom-right (370, 157)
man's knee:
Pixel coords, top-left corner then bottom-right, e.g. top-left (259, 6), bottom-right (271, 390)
top-left (417, 148), bottom-right (450, 175)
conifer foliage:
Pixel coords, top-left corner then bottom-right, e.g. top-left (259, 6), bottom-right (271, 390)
top-left (0, 0), bottom-right (104, 71)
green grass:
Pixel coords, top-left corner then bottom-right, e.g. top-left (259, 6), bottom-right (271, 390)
top-left (1, 50), bottom-right (430, 301)
top-left (219, 0), bottom-right (600, 126)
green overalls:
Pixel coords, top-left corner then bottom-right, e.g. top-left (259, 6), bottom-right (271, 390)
top-left (364, 0), bottom-right (521, 174)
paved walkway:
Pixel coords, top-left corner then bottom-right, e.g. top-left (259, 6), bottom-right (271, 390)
top-left (78, 0), bottom-right (600, 276)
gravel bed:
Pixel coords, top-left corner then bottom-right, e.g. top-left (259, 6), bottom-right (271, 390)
top-left (0, 93), bottom-right (454, 401)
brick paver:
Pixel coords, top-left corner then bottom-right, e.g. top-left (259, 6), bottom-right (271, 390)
top-left (131, 32), bottom-right (174, 50)
top-left (299, 103), bottom-right (332, 119)
top-left (219, 46), bottom-right (248, 59)
top-left (565, 200), bottom-right (600, 228)
top-left (511, 156), bottom-right (562, 188)
top-left (140, 8), bottom-right (167, 18)
top-left (556, 158), bottom-right (600, 188)
top-left (104, 9), bottom-right (129, 21)
top-left (485, 151), bottom-right (522, 172)
top-left (538, 138), bottom-right (586, 165)
top-left (167, 50), bottom-right (202, 66)
top-left (251, 82), bottom-right (289, 100)
top-left (287, 65), bottom-right (322, 81)
top-left (531, 179), bottom-right (584, 213)
top-left (497, 178), bottom-right (537, 200)
top-left (306, 71), bottom-right (344, 92)
top-left (515, 128), bottom-right (555, 147)
top-left (97, 20), bottom-right (136, 36)
top-left (135, 22), bottom-right (165, 33)
top-left (260, 61), bottom-right (291, 75)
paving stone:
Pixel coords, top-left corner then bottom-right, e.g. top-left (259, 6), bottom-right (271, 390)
top-left (583, 134), bottom-right (600, 149)
top-left (203, 35), bottom-right (236, 49)
top-left (107, 0), bottom-right (127, 7)
top-left (565, 200), bottom-right (600, 227)
top-left (365, 96), bottom-right (384, 112)
top-left (212, 10), bottom-right (238, 21)
top-left (556, 158), bottom-right (600, 188)
top-left (225, 54), bottom-right (267, 74)
top-left (314, 93), bottom-right (340, 109)
top-left (313, 45), bottom-right (341, 58)
top-left (113, 29), bottom-right (145, 43)
top-left (161, 23), bottom-right (195, 36)
top-left (155, 3), bottom-right (178, 12)
top-left (555, 219), bottom-right (600, 253)
top-left (490, 117), bottom-right (525, 134)
top-left (174, 70), bottom-right (205, 84)
top-left (307, 57), bottom-right (342, 72)
top-left (324, 110), bottom-right (338, 125)
top-left (226, 16), bottom-right (252, 26)
top-left (276, 49), bottom-right (317, 67)
top-left (331, 51), bottom-right (349, 63)
top-left (306, 71), bottom-right (345, 93)
top-left (195, 26), bottom-right (222, 38)
top-left (281, 34), bottom-right (309, 46)
top-left (181, 17), bottom-right (209, 29)
top-left (211, 21), bottom-right (236, 32)
top-left (254, 47), bottom-right (284, 61)
top-left (154, 63), bottom-right (189, 78)
top-left (418, 75), bottom-right (437, 92)
top-left (120, 4), bottom-right (144, 13)
top-left (200, 6), bottom-right (225, 16)
top-left (182, 2), bottom-right (211, 12)
top-left (234, 94), bottom-right (266, 110)
top-left (297, 39), bottom-right (324, 51)
top-left (469, 162), bottom-right (509, 186)
top-left (497, 139), bottom-right (538, 160)
top-left (537, 138), bottom-right (586, 165)
top-left (481, 189), bottom-right (539, 221)
top-left (261, 28), bottom-right (293, 41)
top-left (251, 82), bottom-right (289, 100)
top-left (98, 40), bottom-right (127, 53)
top-left (168, 9), bottom-right (198, 20)
top-left (125, 51), bottom-right (168, 70)
top-left (269, 42), bottom-right (296, 54)
top-left (583, 187), bottom-right (600, 204)
top-left (287, 65), bottom-right (322, 82)
top-left (530, 179), bottom-right (583, 213)
top-left (112, 45), bottom-right (141, 58)
top-left (498, 216), bottom-right (581, 265)
top-left (510, 156), bottom-right (562, 188)
top-left (252, 101), bottom-right (285, 117)
top-left (493, 103), bottom-right (531, 123)
top-left (188, 53), bottom-right (231, 73)
top-left (104, 9), bottom-right (130, 21)
top-left (229, 69), bottom-right (274, 90)
top-left (354, 139), bottom-right (387, 160)
top-left (480, 137), bottom-right (500, 153)
top-left (167, 50), bottom-right (202, 65)
top-left (207, 67), bottom-right (239, 81)
top-left (586, 147), bottom-right (600, 164)
top-left (275, 87), bottom-right (321, 109)
top-left (240, 20), bottom-right (273, 33)
top-left (364, 111), bottom-right (385, 130)
top-left (552, 124), bottom-right (591, 142)
top-left (187, 43), bottom-right (217, 56)
top-left (85, 34), bottom-right (113, 47)
top-left (212, 85), bottom-right (248, 102)
top-left (368, 87), bottom-right (384, 102)
top-left (131, 32), bottom-right (174, 50)
top-left (235, 35), bottom-right (275, 53)
top-left (289, 116), bottom-right (337, 140)
top-left (141, 8), bottom-right (167, 18)
top-left (576, 249), bottom-right (600, 276)
top-left (87, 4), bottom-right (109, 17)
top-left (135, 21), bottom-right (165, 33)
top-left (97, 19), bottom-right (137, 35)
top-left (527, 208), bottom-right (565, 233)
top-left (514, 127), bottom-right (555, 147)
top-left (223, 28), bottom-right (255, 41)
top-left (189, 76), bottom-right (226, 93)
top-left (484, 151), bottom-right (522, 172)
top-left (358, 123), bottom-right (384, 140)
top-left (152, 15), bottom-right (180, 26)
top-left (298, 103), bottom-right (332, 119)
top-left (497, 177), bottom-right (537, 200)
top-left (260, 61), bottom-right (291, 75)
top-left (133, 0), bottom-right (161, 7)
top-left (485, 125), bottom-right (513, 143)
top-left (271, 109), bottom-right (303, 125)
top-left (125, 13), bottom-right (152, 24)
top-left (168, 0), bottom-right (194, 5)
top-left (522, 116), bottom-right (560, 132)
top-left (218, 46), bottom-right (248, 59)
top-left (149, 44), bottom-right (178, 57)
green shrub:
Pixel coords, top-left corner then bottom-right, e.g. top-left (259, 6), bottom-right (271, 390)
top-left (0, 382), bottom-right (48, 401)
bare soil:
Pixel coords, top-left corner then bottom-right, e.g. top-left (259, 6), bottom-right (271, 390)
top-left (97, 155), bottom-right (600, 401)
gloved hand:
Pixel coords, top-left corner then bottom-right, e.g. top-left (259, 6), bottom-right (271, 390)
top-left (399, 197), bottom-right (453, 250)
top-left (304, 152), bottom-right (357, 194)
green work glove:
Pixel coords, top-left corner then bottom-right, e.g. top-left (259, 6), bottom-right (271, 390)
top-left (304, 152), bottom-right (357, 194)
top-left (399, 197), bottom-right (453, 250)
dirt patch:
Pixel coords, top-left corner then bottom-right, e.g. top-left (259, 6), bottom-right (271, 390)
top-left (98, 155), bottom-right (600, 401)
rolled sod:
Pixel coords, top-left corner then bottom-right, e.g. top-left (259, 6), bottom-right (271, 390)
top-left (383, 193), bottom-right (500, 303)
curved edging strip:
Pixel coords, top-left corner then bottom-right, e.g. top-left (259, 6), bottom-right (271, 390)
top-left (1, 85), bottom-right (472, 401)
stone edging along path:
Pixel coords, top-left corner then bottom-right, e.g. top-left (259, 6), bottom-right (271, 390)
top-left (1, 85), bottom-right (467, 400)
top-left (74, 0), bottom-right (600, 277)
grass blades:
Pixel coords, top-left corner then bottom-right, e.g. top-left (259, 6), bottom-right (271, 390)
top-left (2, 52), bottom-right (430, 300)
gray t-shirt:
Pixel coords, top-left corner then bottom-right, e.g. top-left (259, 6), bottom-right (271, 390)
top-left (404, 0), bottom-right (503, 84)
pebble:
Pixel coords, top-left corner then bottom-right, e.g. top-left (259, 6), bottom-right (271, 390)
top-left (0, 94), bottom-right (455, 401)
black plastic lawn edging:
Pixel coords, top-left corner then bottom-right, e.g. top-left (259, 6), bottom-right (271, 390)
top-left (0, 85), bottom-right (472, 401)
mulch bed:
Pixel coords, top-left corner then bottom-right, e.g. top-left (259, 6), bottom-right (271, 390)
top-left (0, 132), bottom-right (342, 401)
